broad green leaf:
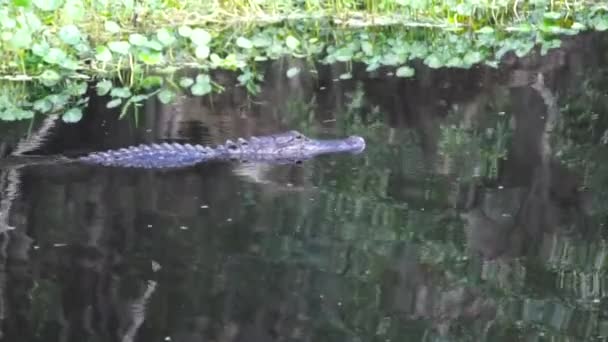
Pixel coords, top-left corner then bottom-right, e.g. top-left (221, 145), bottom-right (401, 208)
top-left (33, 99), bottom-right (52, 113)
top-left (236, 36), bottom-right (253, 49)
top-left (334, 48), bottom-right (353, 62)
top-left (61, 0), bottom-right (85, 22)
top-left (59, 25), bottom-right (81, 45)
top-left (476, 26), bottom-right (494, 34)
top-left (14, 108), bottom-right (34, 120)
top-left (110, 87), bottom-right (131, 98)
top-left (157, 28), bottom-right (175, 46)
top-left (145, 40), bottom-right (163, 51)
top-left (62, 107), bottom-right (82, 123)
top-left (10, 28), bottom-right (31, 49)
top-left (191, 82), bottom-right (212, 96)
top-left (106, 98), bottom-right (122, 108)
top-left (66, 82), bottom-right (87, 96)
top-left (179, 77), bottom-right (194, 88)
top-left (252, 34), bottom-right (272, 48)
top-left (195, 45), bottom-right (209, 59)
top-left (96, 79), bottom-right (113, 96)
top-left (95, 45), bottom-right (112, 62)
top-left (158, 89), bottom-right (175, 104)
top-left (396, 66), bottom-right (415, 78)
top-left (178, 25), bottom-right (192, 37)
top-left (190, 28), bottom-right (211, 46)
top-left (361, 41), bottom-right (373, 55)
top-left (33, 0), bottom-right (62, 11)
top-left (424, 55), bottom-right (442, 69)
top-left (104, 20), bottom-right (120, 33)
top-left (285, 35), bottom-right (299, 50)
top-left (463, 51), bottom-right (483, 65)
top-left (12, 0), bottom-right (30, 6)
top-left (196, 74), bottom-right (210, 84)
top-left (108, 41), bottom-right (130, 55)
top-left (43, 48), bottom-right (67, 64)
top-left (129, 33), bottom-right (148, 46)
top-left (138, 51), bottom-right (163, 65)
top-left (39, 70), bottom-right (61, 86)
top-left (141, 76), bottom-right (163, 89)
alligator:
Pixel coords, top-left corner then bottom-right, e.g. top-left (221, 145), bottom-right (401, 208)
top-left (0, 130), bottom-right (366, 169)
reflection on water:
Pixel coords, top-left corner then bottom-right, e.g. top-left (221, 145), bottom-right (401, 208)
top-left (0, 31), bottom-right (608, 341)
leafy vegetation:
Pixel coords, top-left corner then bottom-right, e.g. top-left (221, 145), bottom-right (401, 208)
top-left (1, 0), bottom-right (608, 122)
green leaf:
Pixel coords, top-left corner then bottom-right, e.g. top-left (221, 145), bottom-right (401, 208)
top-left (106, 98), bottom-right (122, 108)
top-left (129, 33), bottom-right (148, 46)
top-left (33, 99), bottom-right (52, 113)
top-left (110, 87), bottom-right (131, 98)
top-left (252, 34), bottom-right (272, 48)
top-left (46, 94), bottom-right (69, 109)
top-left (145, 40), bottom-right (163, 51)
top-left (58, 25), bottom-right (81, 45)
top-left (96, 80), bottom-right (113, 96)
top-left (191, 83), bottom-right (212, 96)
top-left (395, 66), bottom-right (415, 78)
top-left (196, 74), bottom-right (210, 84)
top-left (195, 45), bottom-right (209, 59)
top-left (285, 35), bottom-right (300, 50)
top-left (66, 82), bottom-right (87, 96)
top-left (61, 0), bottom-right (85, 22)
top-left (190, 28), bottom-right (211, 46)
top-left (236, 36), bottom-right (253, 49)
top-left (334, 48), bottom-right (353, 62)
top-left (33, 0), bottom-right (62, 11)
top-left (286, 67), bottom-right (300, 78)
top-left (594, 16), bottom-right (608, 31)
top-left (137, 50), bottom-right (163, 65)
top-left (43, 48), bottom-right (67, 64)
top-left (95, 45), bottom-right (112, 62)
top-left (141, 76), bottom-right (163, 89)
top-left (10, 28), bottom-right (32, 49)
top-left (179, 77), bottom-right (194, 88)
top-left (463, 51), bottom-right (483, 65)
top-left (158, 89), bottom-right (175, 104)
top-left (39, 69), bottom-right (61, 87)
top-left (12, 0), bottom-right (31, 6)
top-left (424, 55), bottom-right (442, 69)
top-left (62, 107), bottom-right (82, 123)
top-left (178, 25), bottom-right (192, 37)
top-left (108, 41), bottom-right (130, 55)
top-left (104, 20), bottom-right (120, 33)
top-left (361, 41), bottom-right (373, 56)
top-left (32, 41), bottom-right (50, 57)
top-left (14, 108), bottom-right (34, 120)
top-left (476, 26), bottom-right (494, 34)
top-left (156, 28), bottom-right (175, 46)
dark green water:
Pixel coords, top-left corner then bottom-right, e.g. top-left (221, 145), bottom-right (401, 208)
top-left (1, 32), bottom-right (608, 341)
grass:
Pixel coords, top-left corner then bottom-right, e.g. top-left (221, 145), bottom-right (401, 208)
top-left (0, 0), bottom-right (607, 123)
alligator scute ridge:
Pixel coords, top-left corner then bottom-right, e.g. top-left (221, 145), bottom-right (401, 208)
top-left (77, 130), bottom-right (366, 169)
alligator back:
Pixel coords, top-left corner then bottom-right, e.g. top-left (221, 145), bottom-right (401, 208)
top-left (79, 143), bottom-right (220, 168)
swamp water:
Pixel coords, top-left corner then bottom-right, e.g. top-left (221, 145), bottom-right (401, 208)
top-left (1, 31), bottom-right (608, 341)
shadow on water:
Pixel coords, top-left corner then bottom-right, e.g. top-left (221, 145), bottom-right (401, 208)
top-left (1, 31), bottom-right (608, 341)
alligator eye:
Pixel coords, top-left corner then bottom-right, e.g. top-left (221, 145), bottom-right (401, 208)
top-left (295, 135), bottom-right (303, 139)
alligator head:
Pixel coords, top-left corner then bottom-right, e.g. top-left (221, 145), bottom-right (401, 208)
top-left (222, 130), bottom-right (366, 162)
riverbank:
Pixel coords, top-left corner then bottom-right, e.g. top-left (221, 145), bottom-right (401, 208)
top-left (0, 0), bottom-right (607, 122)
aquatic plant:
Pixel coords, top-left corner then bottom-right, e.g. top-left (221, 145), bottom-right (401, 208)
top-left (0, 0), bottom-right (607, 122)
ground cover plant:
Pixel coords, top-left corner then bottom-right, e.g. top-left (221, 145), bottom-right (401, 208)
top-left (0, 0), bottom-right (607, 122)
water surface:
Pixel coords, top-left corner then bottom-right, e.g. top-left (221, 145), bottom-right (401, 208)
top-left (1, 32), bottom-right (608, 341)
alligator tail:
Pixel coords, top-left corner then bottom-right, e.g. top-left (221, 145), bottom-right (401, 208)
top-left (79, 143), bottom-right (218, 168)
